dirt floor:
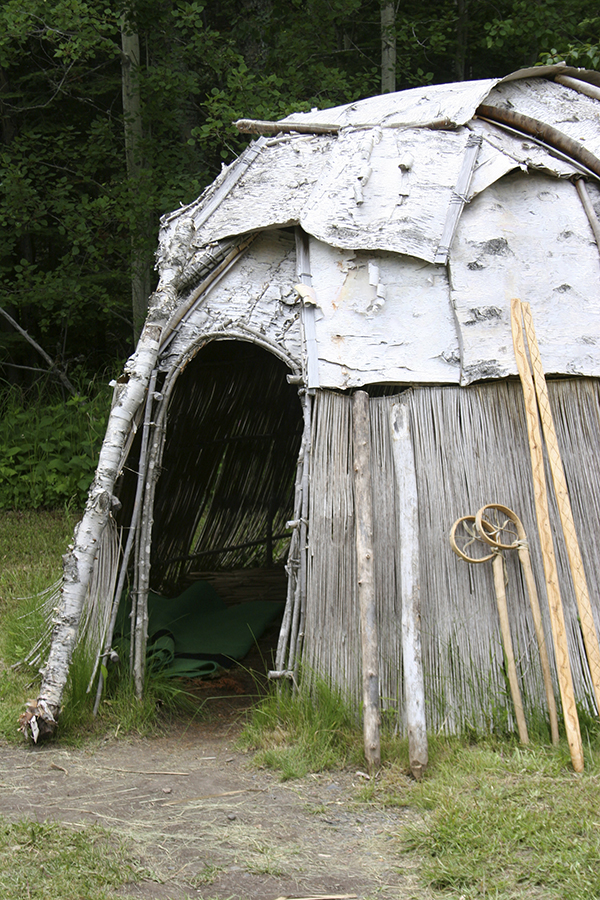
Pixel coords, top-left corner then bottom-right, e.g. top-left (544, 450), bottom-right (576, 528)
top-left (0, 633), bottom-right (430, 900)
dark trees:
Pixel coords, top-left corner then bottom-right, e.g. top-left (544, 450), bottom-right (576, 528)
top-left (0, 0), bottom-right (597, 387)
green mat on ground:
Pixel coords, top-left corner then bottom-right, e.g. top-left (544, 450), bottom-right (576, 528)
top-left (141, 580), bottom-right (284, 678)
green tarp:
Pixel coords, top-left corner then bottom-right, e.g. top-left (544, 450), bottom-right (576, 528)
top-left (119, 581), bottom-right (284, 678)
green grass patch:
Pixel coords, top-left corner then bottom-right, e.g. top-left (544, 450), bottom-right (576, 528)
top-left (240, 682), bottom-right (600, 898)
top-left (239, 675), bottom-right (364, 778)
top-left (0, 509), bottom-right (77, 613)
top-left (380, 737), bottom-right (600, 899)
top-left (0, 510), bottom-right (76, 742)
top-left (0, 815), bottom-right (144, 899)
top-left (0, 509), bottom-right (202, 744)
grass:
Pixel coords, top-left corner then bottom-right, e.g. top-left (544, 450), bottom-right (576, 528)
top-left (0, 509), bottom-right (200, 744)
top-left (242, 681), bottom-right (600, 899)
top-left (239, 674), bottom-right (363, 779)
top-left (389, 736), bottom-right (600, 899)
top-left (0, 816), bottom-right (145, 899)
top-left (4, 510), bottom-right (600, 899)
top-left (0, 510), bottom-right (76, 742)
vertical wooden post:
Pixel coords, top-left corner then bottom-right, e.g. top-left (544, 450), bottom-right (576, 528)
top-left (390, 395), bottom-right (428, 779)
top-left (491, 553), bottom-right (529, 744)
top-left (352, 390), bottom-right (381, 772)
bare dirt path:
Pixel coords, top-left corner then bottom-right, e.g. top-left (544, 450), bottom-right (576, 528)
top-left (0, 715), bottom-right (429, 900)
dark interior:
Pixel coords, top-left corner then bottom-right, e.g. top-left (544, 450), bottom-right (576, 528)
top-left (149, 340), bottom-right (303, 597)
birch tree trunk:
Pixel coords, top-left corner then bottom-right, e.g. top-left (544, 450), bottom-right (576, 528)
top-left (121, 14), bottom-right (152, 341)
top-left (381, 0), bottom-right (396, 94)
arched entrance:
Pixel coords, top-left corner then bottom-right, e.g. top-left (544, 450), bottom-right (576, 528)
top-left (129, 340), bottom-right (304, 685)
top-left (151, 340), bottom-right (303, 591)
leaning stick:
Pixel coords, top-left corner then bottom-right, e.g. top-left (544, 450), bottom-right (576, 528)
top-left (449, 516), bottom-right (528, 743)
top-left (491, 551), bottom-right (529, 743)
top-left (476, 503), bottom-right (559, 745)
top-left (511, 298), bottom-right (584, 772)
top-left (521, 300), bottom-right (600, 715)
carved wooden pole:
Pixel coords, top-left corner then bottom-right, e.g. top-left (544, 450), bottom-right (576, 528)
top-left (352, 390), bottom-right (381, 772)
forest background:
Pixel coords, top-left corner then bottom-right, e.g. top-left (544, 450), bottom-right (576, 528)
top-left (1, 0), bottom-right (599, 509)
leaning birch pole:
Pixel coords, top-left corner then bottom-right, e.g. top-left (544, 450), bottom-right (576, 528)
top-left (390, 395), bottom-right (428, 779)
top-left (18, 211), bottom-right (199, 740)
top-left (352, 390), bottom-right (381, 772)
top-left (19, 317), bottom-right (166, 741)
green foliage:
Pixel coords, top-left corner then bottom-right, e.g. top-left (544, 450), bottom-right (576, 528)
top-left (1, 0), bottom-right (598, 388)
top-left (0, 383), bottom-right (110, 509)
top-left (0, 815), bottom-right (143, 900)
top-left (485, 0), bottom-right (600, 69)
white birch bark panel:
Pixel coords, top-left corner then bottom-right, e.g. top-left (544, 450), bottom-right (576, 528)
top-left (451, 171), bottom-right (600, 385)
top-left (310, 240), bottom-right (460, 388)
top-left (282, 78), bottom-right (500, 129)
top-left (160, 231), bottom-right (303, 370)
top-left (190, 137), bottom-right (333, 247)
top-left (301, 128), bottom-right (475, 263)
top-left (468, 120), bottom-right (579, 199)
top-left (486, 78), bottom-right (600, 157)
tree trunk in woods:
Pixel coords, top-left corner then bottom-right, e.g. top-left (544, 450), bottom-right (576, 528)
top-left (121, 16), bottom-right (152, 342)
top-left (454, 0), bottom-right (469, 82)
top-left (381, 1), bottom-right (396, 94)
